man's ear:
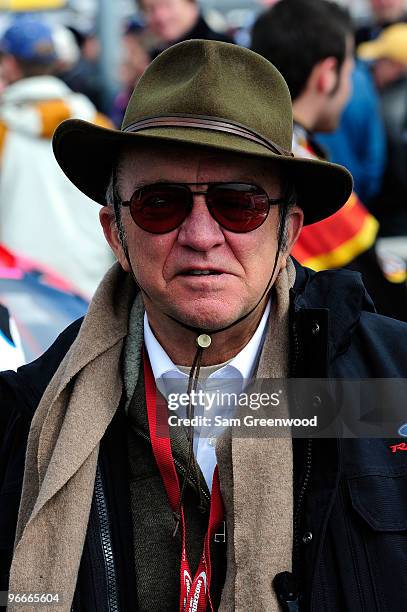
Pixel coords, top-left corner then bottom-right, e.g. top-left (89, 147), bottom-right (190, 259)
top-left (99, 206), bottom-right (131, 272)
top-left (287, 206), bottom-right (304, 250)
top-left (279, 205), bottom-right (304, 269)
top-left (314, 57), bottom-right (338, 96)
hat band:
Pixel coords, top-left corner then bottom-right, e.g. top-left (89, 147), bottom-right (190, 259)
top-left (123, 115), bottom-right (294, 158)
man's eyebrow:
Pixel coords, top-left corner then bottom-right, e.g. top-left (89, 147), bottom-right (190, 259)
top-left (131, 177), bottom-right (271, 185)
top-left (125, 173), bottom-right (281, 192)
top-left (127, 179), bottom-right (169, 190)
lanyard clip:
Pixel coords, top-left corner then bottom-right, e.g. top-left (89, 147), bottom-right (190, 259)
top-left (273, 571), bottom-right (300, 611)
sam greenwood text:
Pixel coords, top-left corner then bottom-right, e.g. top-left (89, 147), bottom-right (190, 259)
top-left (168, 415), bottom-right (318, 428)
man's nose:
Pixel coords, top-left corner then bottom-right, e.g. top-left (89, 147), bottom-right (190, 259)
top-left (177, 195), bottom-right (225, 251)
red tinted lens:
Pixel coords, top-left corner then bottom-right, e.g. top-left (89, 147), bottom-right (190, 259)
top-left (129, 184), bottom-right (191, 233)
top-left (207, 183), bottom-right (270, 232)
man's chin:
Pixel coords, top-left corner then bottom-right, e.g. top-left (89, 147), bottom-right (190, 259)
top-left (170, 304), bottom-right (242, 332)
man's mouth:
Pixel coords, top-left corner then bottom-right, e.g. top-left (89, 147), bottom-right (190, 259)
top-left (181, 270), bottom-right (223, 276)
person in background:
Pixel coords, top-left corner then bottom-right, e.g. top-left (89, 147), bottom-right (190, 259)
top-left (58, 25), bottom-right (105, 113)
top-left (251, 0), bottom-right (407, 321)
top-left (358, 23), bottom-right (407, 256)
top-left (0, 16), bottom-right (115, 298)
top-left (316, 61), bottom-right (387, 206)
top-left (52, 24), bottom-right (81, 76)
top-left (137, 0), bottom-right (233, 58)
top-left (356, 0), bottom-right (407, 45)
top-left (110, 19), bottom-right (151, 128)
top-left (0, 303), bottom-right (24, 370)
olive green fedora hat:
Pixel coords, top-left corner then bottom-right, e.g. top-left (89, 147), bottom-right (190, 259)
top-left (52, 39), bottom-right (352, 226)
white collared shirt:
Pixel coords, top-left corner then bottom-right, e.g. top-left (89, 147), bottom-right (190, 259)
top-left (143, 301), bottom-right (271, 489)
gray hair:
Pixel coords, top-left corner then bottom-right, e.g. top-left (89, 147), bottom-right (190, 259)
top-left (277, 185), bottom-right (297, 252)
top-left (105, 168), bottom-right (128, 250)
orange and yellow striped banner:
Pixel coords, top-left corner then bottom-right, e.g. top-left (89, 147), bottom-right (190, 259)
top-left (293, 192), bottom-right (379, 271)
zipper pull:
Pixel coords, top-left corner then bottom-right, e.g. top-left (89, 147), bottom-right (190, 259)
top-left (273, 571), bottom-right (300, 611)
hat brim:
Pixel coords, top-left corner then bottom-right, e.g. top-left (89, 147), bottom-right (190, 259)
top-left (53, 118), bottom-right (353, 226)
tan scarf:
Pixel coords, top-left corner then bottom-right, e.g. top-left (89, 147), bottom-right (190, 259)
top-left (217, 259), bottom-right (295, 611)
top-left (8, 260), bottom-right (295, 611)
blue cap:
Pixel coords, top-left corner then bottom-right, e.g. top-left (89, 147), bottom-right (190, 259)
top-left (0, 17), bottom-right (57, 63)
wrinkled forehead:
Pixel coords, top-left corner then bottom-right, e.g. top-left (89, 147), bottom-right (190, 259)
top-left (116, 141), bottom-right (286, 191)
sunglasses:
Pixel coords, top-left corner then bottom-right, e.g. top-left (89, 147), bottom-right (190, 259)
top-left (120, 182), bottom-right (289, 234)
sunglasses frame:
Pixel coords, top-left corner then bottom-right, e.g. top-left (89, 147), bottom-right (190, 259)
top-left (120, 181), bottom-right (290, 234)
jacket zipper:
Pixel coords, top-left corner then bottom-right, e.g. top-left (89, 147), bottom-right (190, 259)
top-left (293, 438), bottom-right (313, 575)
top-left (291, 318), bottom-right (314, 578)
top-left (94, 464), bottom-right (120, 612)
top-left (132, 425), bottom-right (211, 503)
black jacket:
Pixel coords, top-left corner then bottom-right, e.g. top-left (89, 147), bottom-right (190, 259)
top-left (1, 261), bottom-right (407, 611)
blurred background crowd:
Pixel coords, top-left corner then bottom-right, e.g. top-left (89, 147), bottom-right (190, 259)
top-left (1, 0), bottom-right (407, 365)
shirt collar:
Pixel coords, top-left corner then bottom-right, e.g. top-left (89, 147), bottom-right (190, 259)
top-left (143, 299), bottom-right (271, 383)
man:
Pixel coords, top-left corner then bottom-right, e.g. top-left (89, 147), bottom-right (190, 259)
top-left (251, 0), bottom-right (407, 320)
top-left (315, 62), bottom-right (387, 206)
top-left (356, 0), bottom-right (407, 46)
top-left (110, 20), bottom-right (151, 127)
top-left (137, 0), bottom-right (232, 57)
top-left (358, 23), bottom-right (407, 245)
top-left (0, 17), bottom-right (114, 296)
top-left (1, 40), bottom-right (407, 612)
top-left (57, 25), bottom-right (105, 113)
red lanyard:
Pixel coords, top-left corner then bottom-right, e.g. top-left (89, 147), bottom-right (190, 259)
top-left (143, 348), bottom-right (224, 612)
